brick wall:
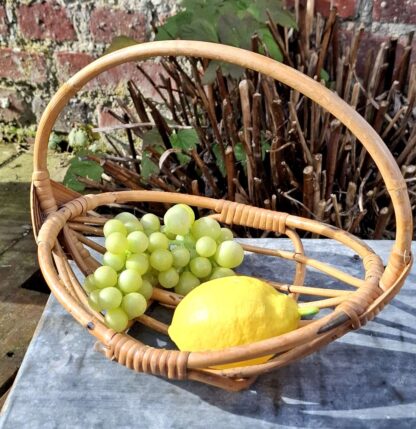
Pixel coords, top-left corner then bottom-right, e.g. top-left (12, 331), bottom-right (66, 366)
top-left (0, 0), bottom-right (414, 131)
top-left (311, 0), bottom-right (416, 75)
top-left (0, 0), bottom-right (176, 131)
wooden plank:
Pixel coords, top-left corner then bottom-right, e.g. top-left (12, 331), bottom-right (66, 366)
top-left (0, 232), bottom-right (47, 390)
top-left (0, 144), bottom-right (67, 396)
top-left (0, 178), bottom-right (48, 393)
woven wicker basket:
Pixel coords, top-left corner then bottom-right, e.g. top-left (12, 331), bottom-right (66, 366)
top-left (32, 41), bottom-right (413, 391)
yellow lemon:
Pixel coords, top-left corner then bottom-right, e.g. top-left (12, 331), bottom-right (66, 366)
top-left (168, 276), bottom-right (300, 368)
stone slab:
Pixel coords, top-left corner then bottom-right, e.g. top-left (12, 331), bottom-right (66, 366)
top-left (1, 239), bottom-right (416, 429)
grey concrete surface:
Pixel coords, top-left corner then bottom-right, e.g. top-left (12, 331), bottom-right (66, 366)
top-left (1, 239), bottom-right (416, 429)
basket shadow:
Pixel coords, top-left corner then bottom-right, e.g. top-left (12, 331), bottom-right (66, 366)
top-left (132, 302), bottom-right (416, 428)
top-left (164, 341), bottom-right (416, 428)
top-left (87, 238), bottom-right (416, 427)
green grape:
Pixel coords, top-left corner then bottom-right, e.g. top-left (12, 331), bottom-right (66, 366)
top-left (121, 293), bottom-right (147, 319)
top-left (147, 232), bottom-right (169, 252)
top-left (218, 227), bottom-right (234, 242)
top-left (140, 213), bottom-right (160, 234)
top-left (103, 219), bottom-right (127, 237)
top-left (105, 232), bottom-right (128, 254)
top-left (175, 240), bottom-right (198, 260)
top-left (150, 249), bottom-right (173, 271)
top-left (93, 266), bottom-right (118, 288)
top-left (164, 204), bottom-right (193, 235)
top-left (175, 271), bottom-right (200, 295)
top-left (115, 212), bottom-right (143, 234)
top-left (209, 267), bottom-right (235, 280)
top-left (195, 236), bottom-right (217, 257)
top-left (118, 269), bottom-right (142, 294)
top-left (103, 252), bottom-right (125, 272)
top-left (127, 230), bottom-right (149, 253)
top-left (126, 253), bottom-right (149, 275)
top-left (178, 204), bottom-right (195, 223)
top-left (115, 212), bottom-right (139, 224)
top-left (98, 287), bottom-right (123, 310)
top-left (161, 225), bottom-right (177, 240)
top-left (189, 257), bottom-right (212, 278)
top-left (139, 279), bottom-right (154, 300)
top-left (88, 290), bottom-right (102, 312)
top-left (209, 257), bottom-right (219, 268)
top-left (105, 307), bottom-right (128, 332)
top-left (124, 220), bottom-right (144, 234)
top-left (171, 246), bottom-right (191, 268)
top-left (158, 267), bottom-right (179, 288)
top-left (215, 240), bottom-right (244, 268)
top-left (83, 274), bottom-right (97, 293)
top-left (175, 234), bottom-right (196, 248)
top-left (142, 271), bottom-right (158, 287)
top-left (191, 217), bottom-right (221, 240)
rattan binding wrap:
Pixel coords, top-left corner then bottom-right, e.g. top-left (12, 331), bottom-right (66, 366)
top-left (32, 41), bottom-right (413, 391)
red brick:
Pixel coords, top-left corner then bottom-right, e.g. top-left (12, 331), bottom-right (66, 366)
top-left (55, 51), bottom-right (165, 98)
top-left (54, 51), bottom-right (94, 84)
top-left (284, 0), bottom-right (356, 18)
top-left (96, 106), bottom-right (123, 128)
top-left (89, 8), bottom-right (146, 43)
top-left (315, 0), bottom-right (357, 18)
top-left (398, 36), bottom-right (416, 68)
top-left (0, 88), bottom-right (33, 123)
top-left (0, 48), bottom-right (47, 84)
top-left (96, 62), bottom-right (165, 99)
top-left (0, 6), bottom-right (8, 36)
top-left (373, 0), bottom-right (416, 25)
top-left (18, 1), bottom-right (76, 42)
top-left (338, 30), bottom-right (416, 79)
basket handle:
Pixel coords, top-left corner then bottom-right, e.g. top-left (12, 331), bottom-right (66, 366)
top-left (32, 40), bottom-right (412, 287)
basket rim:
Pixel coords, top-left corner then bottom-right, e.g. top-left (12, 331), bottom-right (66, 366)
top-left (31, 40), bottom-right (412, 292)
top-left (35, 190), bottom-right (408, 372)
top-left (31, 40), bottom-right (413, 386)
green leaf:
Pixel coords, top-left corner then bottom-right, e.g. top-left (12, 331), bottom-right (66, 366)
top-left (218, 14), bottom-right (241, 47)
top-left (202, 61), bottom-right (220, 85)
top-left (246, 0), bottom-right (297, 30)
top-left (212, 143), bottom-right (226, 177)
top-left (320, 68), bottom-right (330, 83)
top-left (261, 139), bottom-right (271, 160)
top-left (103, 36), bottom-right (139, 55)
top-left (274, 9), bottom-right (298, 29)
top-left (217, 12), bottom-right (259, 50)
top-left (298, 306), bottom-right (320, 317)
top-left (141, 151), bottom-right (159, 180)
top-left (256, 28), bottom-right (283, 62)
top-left (63, 157), bottom-right (103, 192)
top-left (48, 132), bottom-right (65, 151)
top-left (154, 26), bottom-right (174, 41)
top-left (179, 19), bottom-right (219, 42)
top-left (154, 11), bottom-right (193, 41)
top-left (141, 129), bottom-right (165, 179)
top-left (246, 2), bottom-right (262, 21)
top-left (169, 129), bottom-right (199, 164)
top-left (234, 0), bottom-right (251, 12)
top-left (222, 63), bottom-right (245, 80)
top-left (181, 0), bottom-right (223, 8)
top-left (234, 143), bottom-right (247, 165)
top-left (234, 143), bottom-right (248, 174)
top-left (202, 61), bottom-right (245, 84)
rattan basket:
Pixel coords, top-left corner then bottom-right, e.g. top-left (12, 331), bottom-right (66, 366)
top-left (32, 41), bottom-right (413, 391)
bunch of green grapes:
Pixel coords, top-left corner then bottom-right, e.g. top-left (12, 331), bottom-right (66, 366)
top-left (83, 204), bottom-right (245, 332)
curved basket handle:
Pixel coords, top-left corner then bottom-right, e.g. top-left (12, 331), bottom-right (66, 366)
top-left (32, 40), bottom-right (412, 287)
